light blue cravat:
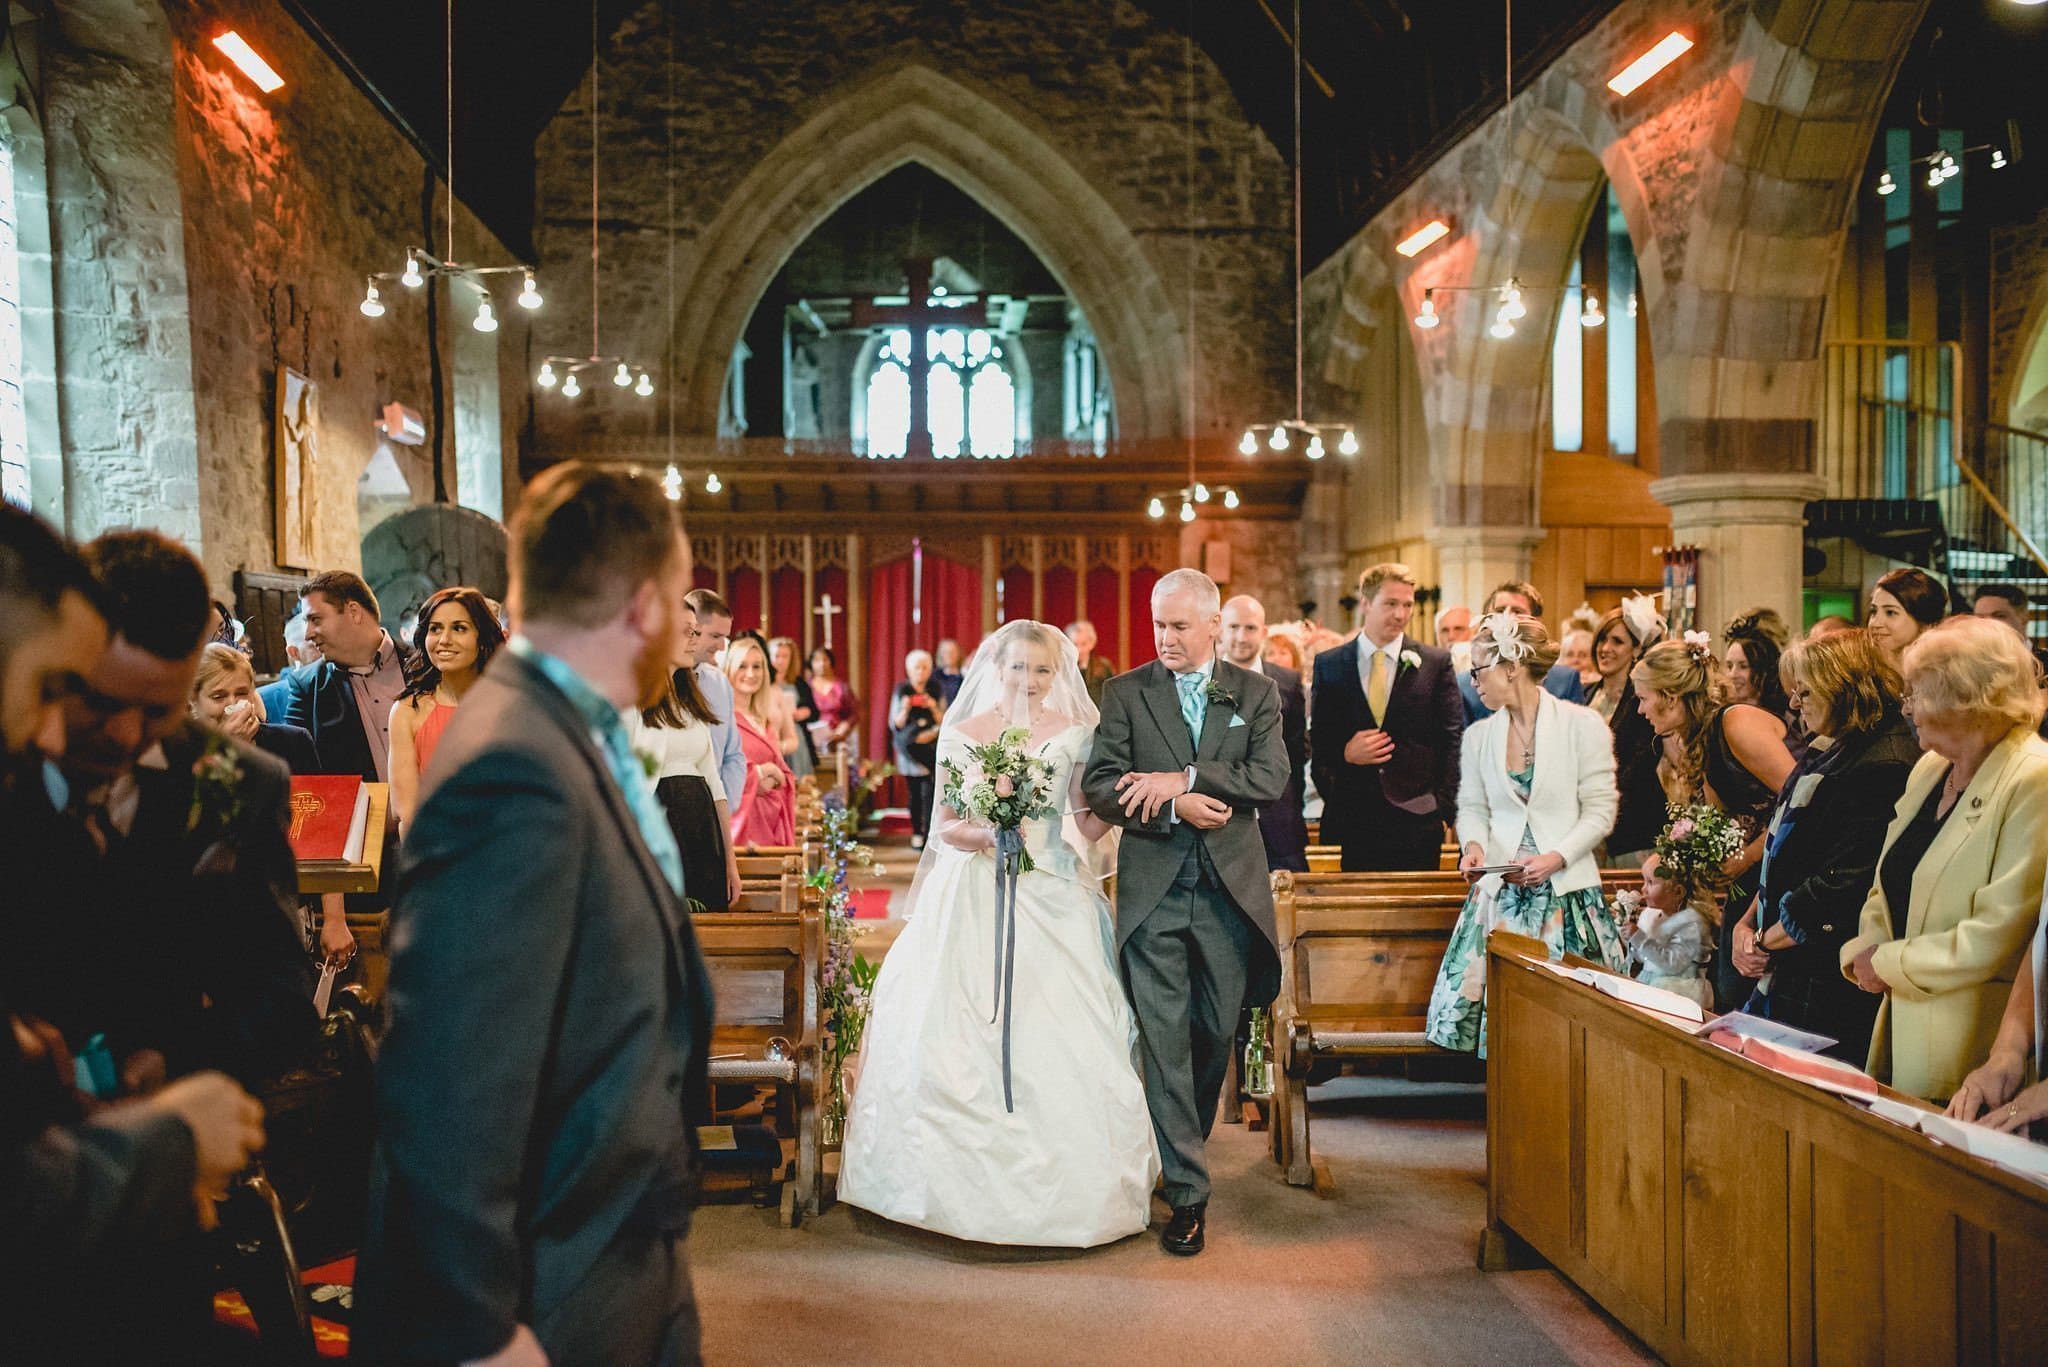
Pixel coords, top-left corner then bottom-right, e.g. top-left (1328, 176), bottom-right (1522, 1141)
top-left (510, 637), bottom-right (685, 897)
top-left (1176, 671), bottom-right (1206, 746)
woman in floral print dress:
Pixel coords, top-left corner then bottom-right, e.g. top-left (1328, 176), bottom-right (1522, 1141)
top-left (1427, 613), bottom-right (1626, 1055)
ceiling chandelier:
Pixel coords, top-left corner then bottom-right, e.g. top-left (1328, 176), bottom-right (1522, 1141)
top-left (536, 0), bottom-right (654, 401)
top-left (1235, 0), bottom-right (1356, 463)
top-left (1872, 128), bottom-right (2018, 198)
top-left (653, 7), bottom-right (714, 500)
top-left (360, 0), bottom-right (539, 334)
top-left (1148, 22), bottom-right (1248, 522)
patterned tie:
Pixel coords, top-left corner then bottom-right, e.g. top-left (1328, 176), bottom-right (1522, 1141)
top-left (1367, 651), bottom-right (1391, 721)
top-left (1176, 671), bottom-right (1206, 746)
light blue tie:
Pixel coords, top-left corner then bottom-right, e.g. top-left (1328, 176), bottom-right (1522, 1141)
top-left (1176, 672), bottom-right (1205, 746)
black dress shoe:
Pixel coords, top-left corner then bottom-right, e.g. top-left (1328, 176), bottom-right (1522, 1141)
top-left (1161, 1202), bottom-right (1206, 1256)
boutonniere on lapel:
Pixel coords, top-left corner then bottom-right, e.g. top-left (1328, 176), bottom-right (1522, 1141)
top-left (1204, 680), bottom-right (1237, 710)
top-left (636, 746), bottom-right (661, 781)
top-left (1399, 649), bottom-right (1422, 674)
top-left (187, 735), bottom-right (248, 874)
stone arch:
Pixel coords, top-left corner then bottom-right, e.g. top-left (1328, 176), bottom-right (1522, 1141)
top-left (2009, 296), bottom-right (2048, 432)
top-left (665, 63), bottom-right (1186, 439)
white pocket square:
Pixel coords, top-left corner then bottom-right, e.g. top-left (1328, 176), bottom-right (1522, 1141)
top-left (1228, 713), bottom-right (1247, 728)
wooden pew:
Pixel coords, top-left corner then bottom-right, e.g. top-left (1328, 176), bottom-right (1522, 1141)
top-left (1267, 867), bottom-right (1644, 1190)
top-left (692, 902), bottom-right (825, 1226)
top-left (733, 851), bottom-right (804, 913)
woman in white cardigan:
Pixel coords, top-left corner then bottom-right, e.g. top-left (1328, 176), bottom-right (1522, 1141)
top-left (1426, 613), bottom-right (1624, 1054)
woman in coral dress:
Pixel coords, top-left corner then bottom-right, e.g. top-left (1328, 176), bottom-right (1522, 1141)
top-left (725, 634), bottom-right (797, 846)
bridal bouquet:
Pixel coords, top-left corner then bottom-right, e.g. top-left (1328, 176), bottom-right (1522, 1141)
top-left (941, 726), bottom-right (1058, 872)
top-left (1651, 803), bottom-right (1745, 894)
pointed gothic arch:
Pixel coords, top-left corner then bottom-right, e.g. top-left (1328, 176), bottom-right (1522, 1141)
top-left (664, 64), bottom-right (1186, 440)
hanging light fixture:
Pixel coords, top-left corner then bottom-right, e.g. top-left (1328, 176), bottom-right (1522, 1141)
top-left (536, 360), bottom-right (558, 388)
top-left (1178, 500), bottom-right (1196, 524)
top-left (1233, 0), bottom-right (1360, 463)
top-left (1222, 487), bottom-right (1241, 509)
top-left (561, 371), bottom-right (582, 398)
top-left (1148, 495), bottom-right (1167, 520)
top-left (359, 2), bottom-right (539, 344)
top-left (1579, 289), bottom-right (1605, 328)
top-left (533, 0), bottom-right (654, 399)
top-left (1876, 170), bottom-right (1896, 196)
top-left (661, 464), bottom-right (683, 501)
top-left (1414, 293), bottom-right (1440, 329)
top-left (704, 471), bottom-right (722, 494)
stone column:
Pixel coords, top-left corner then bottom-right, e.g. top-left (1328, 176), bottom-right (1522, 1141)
top-left (1425, 525), bottom-right (1546, 617)
top-left (1649, 472), bottom-right (1825, 631)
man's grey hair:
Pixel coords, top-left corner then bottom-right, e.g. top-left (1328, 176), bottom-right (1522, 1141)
top-left (1433, 604), bottom-right (1468, 633)
top-left (283, 611), bottom-right (308, 648)
top-left (904, 648), bottom-right (934, 670)
top-left (1153, 568), bottom-right (1221, 617)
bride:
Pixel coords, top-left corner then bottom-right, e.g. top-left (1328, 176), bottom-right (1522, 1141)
top-left (838, 621), bottom-right (1159, 1247)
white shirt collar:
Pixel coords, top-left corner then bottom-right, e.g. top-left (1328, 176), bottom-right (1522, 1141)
top-left (1174, 656), bottom-right (1216, 686)
top-left (1359, 632), bottom-right (1405, 659)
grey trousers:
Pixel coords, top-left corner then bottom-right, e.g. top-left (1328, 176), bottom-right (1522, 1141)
top-left (1121, 862), bottom-right (1258, 1208)
top-left (535, 1230), bottom-right (701, 1367)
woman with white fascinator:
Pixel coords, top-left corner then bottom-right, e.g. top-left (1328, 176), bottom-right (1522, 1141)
top-left (838, 620), bottom-right (1160, 1247)
top-left (1425, 613), bottom-right (1625, 1054)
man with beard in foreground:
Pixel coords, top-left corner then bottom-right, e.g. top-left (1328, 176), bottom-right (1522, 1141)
top-left (354, 464), bottom-right (715, 1366)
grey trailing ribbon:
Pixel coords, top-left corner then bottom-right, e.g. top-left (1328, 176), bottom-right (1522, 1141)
top-left (989, 825), bottom-right (1025, 1112)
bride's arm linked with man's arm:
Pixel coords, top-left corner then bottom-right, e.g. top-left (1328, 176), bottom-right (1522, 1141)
top-left (1081, 668), bottom-right (1289, 836)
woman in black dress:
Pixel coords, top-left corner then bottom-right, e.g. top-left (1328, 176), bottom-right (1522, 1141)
top-left (890, 649), bottom-right (945, 850)
top-left (1590, 598), bottom-right (1665, 866)
top-left (1632, 636), bottom-right (1798, 1011)
top-left (1727, 629), bottom-right (1917, 1059)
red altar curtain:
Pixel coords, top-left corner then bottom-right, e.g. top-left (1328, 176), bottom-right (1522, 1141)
top-left (864, 550), bottom-right (982, 786)
top-left (727, 567), bottom-right (761, 635)
top-left (767, 567), bottom-right (804, 642)
top-left (1126, 565), bottom-right (1160, 667)
top-left (693, 562), bottom-right (718, 592)
top-left (1084, 565), bottom-right (1119, 660)
top-left (1041, 566), bottom-right (1076, 633)
top-left (997, 567), bottom-right (1032, 625)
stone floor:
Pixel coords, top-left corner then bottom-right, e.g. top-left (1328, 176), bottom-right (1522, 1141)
top-left (689, 1076), bottom-right (1655, 1366)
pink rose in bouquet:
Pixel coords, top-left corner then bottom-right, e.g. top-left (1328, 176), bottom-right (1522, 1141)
top-left (994, 774), bottom-right (1015, 797)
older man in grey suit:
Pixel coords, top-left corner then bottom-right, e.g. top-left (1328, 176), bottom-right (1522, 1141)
top-left (1083, 569), bottom-right (1289, 1257)
top-left (356, 464), bottom-right (713, 1367)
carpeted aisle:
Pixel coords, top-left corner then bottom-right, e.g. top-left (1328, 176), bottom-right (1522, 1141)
top-left (689, 1077), bottom-right (1653, 1366)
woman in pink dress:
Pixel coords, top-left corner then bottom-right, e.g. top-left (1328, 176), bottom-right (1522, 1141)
top-left (727, 634), bottom-right (797, 845)
top-left (808, 644), bottom-right (859, 755)
top-left (389, 586), bottom-right (505, 832)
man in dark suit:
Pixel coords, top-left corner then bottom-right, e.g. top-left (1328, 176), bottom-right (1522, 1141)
top-left (356, 464), bottom-right (714, 1367)
top-left (1311, 563), bottom-right (1465, 872)
top-left (1458, 580), bottom-right (1586, 721)
top-left (1222, 593), bottom-right (1308, 872)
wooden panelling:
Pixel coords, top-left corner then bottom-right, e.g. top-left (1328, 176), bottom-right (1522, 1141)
top-left (1485, 940), bottom-right (2048, 1367)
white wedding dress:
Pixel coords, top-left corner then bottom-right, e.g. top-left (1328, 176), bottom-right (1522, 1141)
top-left (838, 723), bottom-right (1160, 1247)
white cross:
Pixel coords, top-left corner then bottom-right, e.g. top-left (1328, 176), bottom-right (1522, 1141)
top-left (813, 593), bottom-right (843, 650)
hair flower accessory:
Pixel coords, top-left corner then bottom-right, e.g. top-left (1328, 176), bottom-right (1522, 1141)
top-left (1477, 612), bottom-right (1531, 662)
top-left (1681, 628), bottom-right (1712, 662)
top-left (1620, 592), bottom-right (1667, 648)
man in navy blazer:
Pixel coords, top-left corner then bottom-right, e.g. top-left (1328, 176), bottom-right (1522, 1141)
top-left (1458, 580), bottom-right (1584, 722)
top-left (1221, 594), bottom-right (1308, 872)
top-left (356, 464), bottom-right (713, 1366)
top-left (274, 571), bottom-right (414, 781)
top-left (1311, 564), bottom-right (1465, 872)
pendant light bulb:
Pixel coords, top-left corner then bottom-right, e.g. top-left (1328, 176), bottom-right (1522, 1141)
top-left (358, 280), bottom-right (385, 318)
top-left (1306, 433), bottom-right (1326, 460)
top-left (1876, 170), bottom-right (1896, 196)
top-left (517, 271), bottom-right (543, 310)
top-left (613, 361), bottom-right (632, 388)
top-left (634, 371), bottom-right (654, 398)
top-left (401, 251), bottom-right (424, 288)
top-left (1488, 314), bottom-right (1516, 341)
top-left (1192, 482), bottom-right (1211, 504)
top-left (1927, 163), bottom-right (1944, 189)
top-left (1239, 429), bottom-right (1259, 456)
top-left (1178, 500), bottom-right (1196, 524)
top-left (662, 464), bottom-right (682, 501)
top-left (704, 471), bottom-right (723, 494)
top-left (1580, 290), bottom-right (1605, 328)
top-left (561, 372), bottom-right (582, 398)
top-left (1627, 293), bottom-right (1639, 319)
top-left (472, 297), bottom-right (498, 333)
top-left (1992, 148), bottom-right (2008, 170)
top-left (1500, 281), bottom-right (1527, 321)
top-left (1147, 496), bottom-right (1166, 520)
top-left (1222, 487), bottom-right (1240, 509)
top-left (1268, 425), bottom-right (1289, 452)
top-left (1414, 295), bottom-right (1439, 329)
top-left (536, 361), bottom-right (558, 389)
top-left (1338, 429), bottom-right (1359, 457)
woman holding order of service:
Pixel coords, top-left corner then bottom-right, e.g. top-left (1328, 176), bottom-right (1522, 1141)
top-left (1839, 615), bottom-right (2048, 1102)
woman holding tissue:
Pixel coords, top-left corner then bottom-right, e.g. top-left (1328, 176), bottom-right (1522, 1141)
top-left (1425, 614), bottom-right (1623, 1055)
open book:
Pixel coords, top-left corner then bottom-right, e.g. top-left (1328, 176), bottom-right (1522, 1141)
top-left (1710, 1034), bottom-right (1882, 1100)
top-left (1529, 958), bottom-right (1706, 1024)
top-left (1863, 1098), bottom-right (2048, 1187)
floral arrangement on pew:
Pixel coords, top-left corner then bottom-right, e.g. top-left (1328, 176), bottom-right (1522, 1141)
top-left (808, 763), bottom-right (891, 1144)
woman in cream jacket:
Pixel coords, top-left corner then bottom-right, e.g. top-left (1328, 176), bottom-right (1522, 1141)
top-left (1840, 616), bottom-right (2048, 1102)
top-left (1426, 614), bottom-right (1622, 1054)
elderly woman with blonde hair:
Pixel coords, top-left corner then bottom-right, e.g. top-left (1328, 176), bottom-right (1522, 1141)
top-left (1840, 615), bottom-right (2048, 1101)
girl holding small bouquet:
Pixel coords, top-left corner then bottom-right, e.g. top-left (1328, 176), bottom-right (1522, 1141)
top-left (1617, 806), bottom-right (1739, 1009)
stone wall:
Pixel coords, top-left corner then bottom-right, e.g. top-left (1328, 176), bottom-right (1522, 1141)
top-left (1991, 203), bottom-right (2048, 428)
top-left (33, 0), bottom-right (529, 595)
top-left (530, 0), bottom-right (1292, 449)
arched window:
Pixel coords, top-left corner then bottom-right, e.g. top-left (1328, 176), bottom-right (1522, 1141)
top-left (1549, 182), bottom-right (1649, 464)
top-left (0, 133), bottom-right (27, 509)
top-left (861, 326), bottom-right (1021, 458)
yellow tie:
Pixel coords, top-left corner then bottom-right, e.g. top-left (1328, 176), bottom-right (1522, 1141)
top-left (1368, 651), bottom-right (1390, 720)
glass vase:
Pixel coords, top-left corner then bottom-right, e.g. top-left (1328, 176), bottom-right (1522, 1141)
top-left (821, 1066), bottom-right (848, 1147)
top-left (1242, 1007), bottom-right (1274, 1098)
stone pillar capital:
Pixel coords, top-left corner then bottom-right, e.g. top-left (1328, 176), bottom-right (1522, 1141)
top-left (1647, 473), bottom-right (1826, 523)
top-left (1424, 524), bottom-right (1548, 555)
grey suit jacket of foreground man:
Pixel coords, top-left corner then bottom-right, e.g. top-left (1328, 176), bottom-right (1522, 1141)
top-left (354, 651), bottom-right (714, 1365)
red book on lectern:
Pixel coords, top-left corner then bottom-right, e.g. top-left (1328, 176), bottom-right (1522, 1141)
top-left (289, 776), bottom-right (369, 865)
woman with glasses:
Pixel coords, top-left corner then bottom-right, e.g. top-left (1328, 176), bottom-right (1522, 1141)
top-left (1726, 629), bottom-right (1917, 1061)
